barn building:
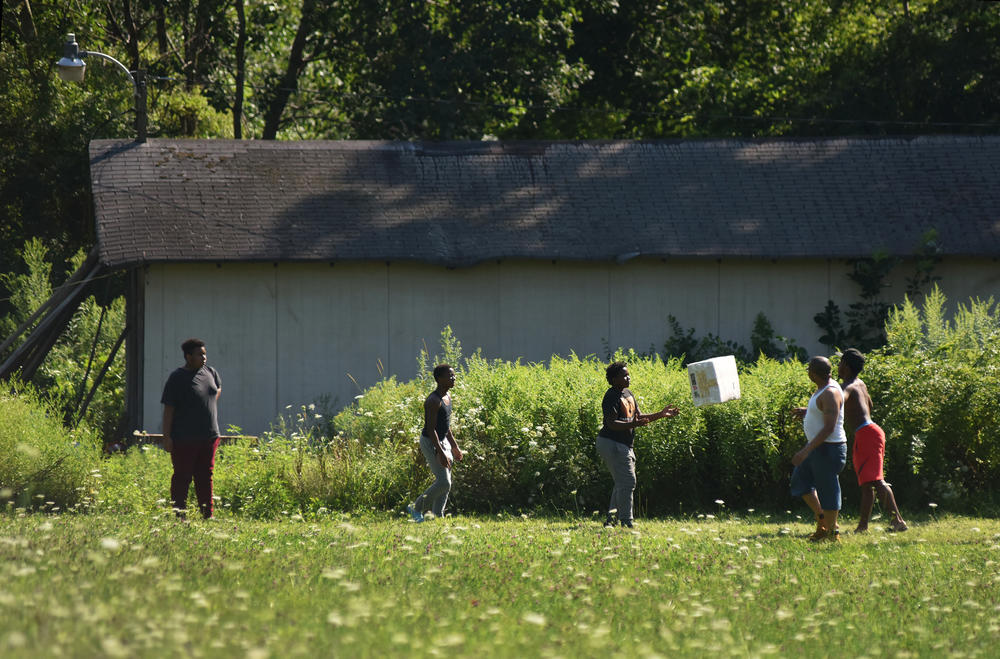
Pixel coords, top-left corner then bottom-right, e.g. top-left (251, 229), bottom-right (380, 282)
top-left (86, 137), bottom-right (1000, 435)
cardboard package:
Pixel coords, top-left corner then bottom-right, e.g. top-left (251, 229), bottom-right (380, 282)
top-left (687, 355), bottom-right (741, 407)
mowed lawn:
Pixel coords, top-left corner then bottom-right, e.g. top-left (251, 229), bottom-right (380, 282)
top-left (1, 511), bottom-right (998, 658)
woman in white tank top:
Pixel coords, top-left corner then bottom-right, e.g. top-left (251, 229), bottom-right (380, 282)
top-left (803, 382), bottom-right (848, 445)
top-left (789, 357), bottom-right (848, 542)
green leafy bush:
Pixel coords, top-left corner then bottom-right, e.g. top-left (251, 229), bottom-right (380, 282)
top-left (0, 385), bottom-right (101, 511)
top-left (92, 291), bottom-right (1000, 517)
top-left (97, 439), bottom-right (301, 518)
top-left (93, 332), bottom-right (807, 518)
top-left (333, 336), bottom-right (813, 515)
top-left (863, 286), bottom-right (1000, 508)
top-left (695, 358), bottom-right (810, 506)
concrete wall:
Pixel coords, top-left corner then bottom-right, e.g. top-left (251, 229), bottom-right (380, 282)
top-left (142, 258), bottom-right (1000, 435)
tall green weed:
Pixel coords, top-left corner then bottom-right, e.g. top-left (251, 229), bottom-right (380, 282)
top-left (0, 384), bottom-right (101, 510)
top-left (864, 286), bottom-right (1000, 508)
top-left (94, 288), bottom-right (1000, 517)
top-left (334, 339), bottom-right (813, 515)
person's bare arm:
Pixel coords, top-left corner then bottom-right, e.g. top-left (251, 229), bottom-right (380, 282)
top-left (638, 404), bottom-right (679, 423)
top-left (447, 428), bottom-right (463, 461)
top-left (162, 404), bottom-right (174, 453)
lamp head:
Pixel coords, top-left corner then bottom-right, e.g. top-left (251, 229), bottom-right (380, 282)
top-left (56, 33), bottom-right (86, 83)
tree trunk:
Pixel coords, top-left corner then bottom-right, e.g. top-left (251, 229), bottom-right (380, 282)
top-left (154, 0), bottom-right (169, 58)
top-left (122, 0), bottom-right (141, 71)
top-left (18, 0), bottom-right (38, 41)
top-left (233, 0), bottom-right (246, 138)
top-left (189, 0), bottom-right (212, 89)
top-left (262, 0), bottom-right (316, 140)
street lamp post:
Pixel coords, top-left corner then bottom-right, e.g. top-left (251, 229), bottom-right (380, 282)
top-left (56, 33), bottom-right (147, 143)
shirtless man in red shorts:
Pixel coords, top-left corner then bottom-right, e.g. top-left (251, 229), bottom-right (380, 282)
top-left (839, 348), bottom-right (907, 533)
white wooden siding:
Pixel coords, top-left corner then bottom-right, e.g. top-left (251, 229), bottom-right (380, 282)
top-left (142, 258), bottom-right (999, 435)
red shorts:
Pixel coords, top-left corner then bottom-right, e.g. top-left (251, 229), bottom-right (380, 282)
top-left (852, 422), bottom-right (885, 485)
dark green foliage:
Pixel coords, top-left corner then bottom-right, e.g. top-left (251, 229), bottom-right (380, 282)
top-left (815, 231), bottom-right (944, 352)
top-left (814, 300), bottom-right (845, 351)
top-left (814, 253), bottom-right (898, 352)
top-left (662, 313), bottom-right (805, 366)
top-left (4, 1), bottom-right (1000, 305)
top-left (662, 315), bottom-right (754, 365)
top-left (750, 313), bottom-right (808, 363)
top-left (905, 228), bottom-right (943, 298)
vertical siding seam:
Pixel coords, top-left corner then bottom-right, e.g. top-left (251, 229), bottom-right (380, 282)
top-left (716, 260), bottom-right (722, 336)
top-left (274, 264), bottom-right (279, 419)
top-left (386, 263), bottom-right (391, 376)
top-left (607, 264), bottom-right (612, 353)
top-left (496, 261), bottom-right (502, 355)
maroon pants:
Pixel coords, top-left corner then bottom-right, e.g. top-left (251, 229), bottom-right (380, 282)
top-left (170, 437), bottom-right (220, 518)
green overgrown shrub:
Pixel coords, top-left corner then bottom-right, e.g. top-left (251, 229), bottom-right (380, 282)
top-left (90, 331), bottom-right (887, 517)
top-left (695, 358), bottom-right (810, 506)
top-left (92, 289), bottom-right (1000, 517)
top-left (332, 339), bottom-right (813, 515)
top-left (441, 352), bottom-right (612, 512)
top-left (863, 286), bottom-right (1000, 508)
top-left (97, 439), bottom-right (301, 518)
top-left (0, 384), bottom-right (101, 511)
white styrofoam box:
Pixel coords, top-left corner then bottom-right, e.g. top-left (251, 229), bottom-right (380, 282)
top-left (687, 355), bottom-right (741, 407)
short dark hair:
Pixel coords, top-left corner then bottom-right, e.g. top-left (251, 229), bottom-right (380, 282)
top-left (433, 364), bottom-right (453, 380)
top-left (841, 348), bottom-right (865, 375)
top-left (808, 356), bottom-right (832, 378)
top-left (181, 338), bottom-right (206, 356)
top-left (606, 361), bottom-right (627, 384)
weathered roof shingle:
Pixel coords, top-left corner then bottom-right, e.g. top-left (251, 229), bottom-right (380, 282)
top-left (89, 137), bottom-right (1000, 268)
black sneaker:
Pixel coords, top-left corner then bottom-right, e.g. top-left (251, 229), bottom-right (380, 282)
top-left (603, 515), bottom-right (617, 528)
top-left (622, 520), bottom-right (634, 529)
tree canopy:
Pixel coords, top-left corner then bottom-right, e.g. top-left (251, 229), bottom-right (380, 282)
top-left (2, 0), bottom-right (999, 298)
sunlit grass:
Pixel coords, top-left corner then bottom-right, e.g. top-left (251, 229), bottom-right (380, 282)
top-left (1, 511), bottom-right (998, 657)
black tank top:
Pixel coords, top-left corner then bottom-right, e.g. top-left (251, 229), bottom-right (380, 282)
top-left (429, 392), bottom-right (451, 439)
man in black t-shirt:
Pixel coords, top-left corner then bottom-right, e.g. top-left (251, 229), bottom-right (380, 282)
top-left (596, 361), bottom-right (678, 528)
top-left (161, 338), bottom-right (222, 519)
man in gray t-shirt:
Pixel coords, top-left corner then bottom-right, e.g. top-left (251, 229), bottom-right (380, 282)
top-left (161, 338), bottom-right (222, 519)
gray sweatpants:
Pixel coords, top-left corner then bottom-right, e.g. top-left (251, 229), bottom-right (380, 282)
top-left (596, 435), bottom-right (637, 523)
top-left (414, 434), bottom-right (453, 517)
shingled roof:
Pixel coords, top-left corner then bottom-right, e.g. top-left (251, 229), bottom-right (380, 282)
top-left (89, 137), bottom-right (1000, 269)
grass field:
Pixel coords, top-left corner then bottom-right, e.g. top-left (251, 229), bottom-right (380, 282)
top-left (1, 510), bottom-right (998, 658)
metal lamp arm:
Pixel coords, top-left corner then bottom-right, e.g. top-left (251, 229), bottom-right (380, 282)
top-left (81, 50), bottom-right (137, 93)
